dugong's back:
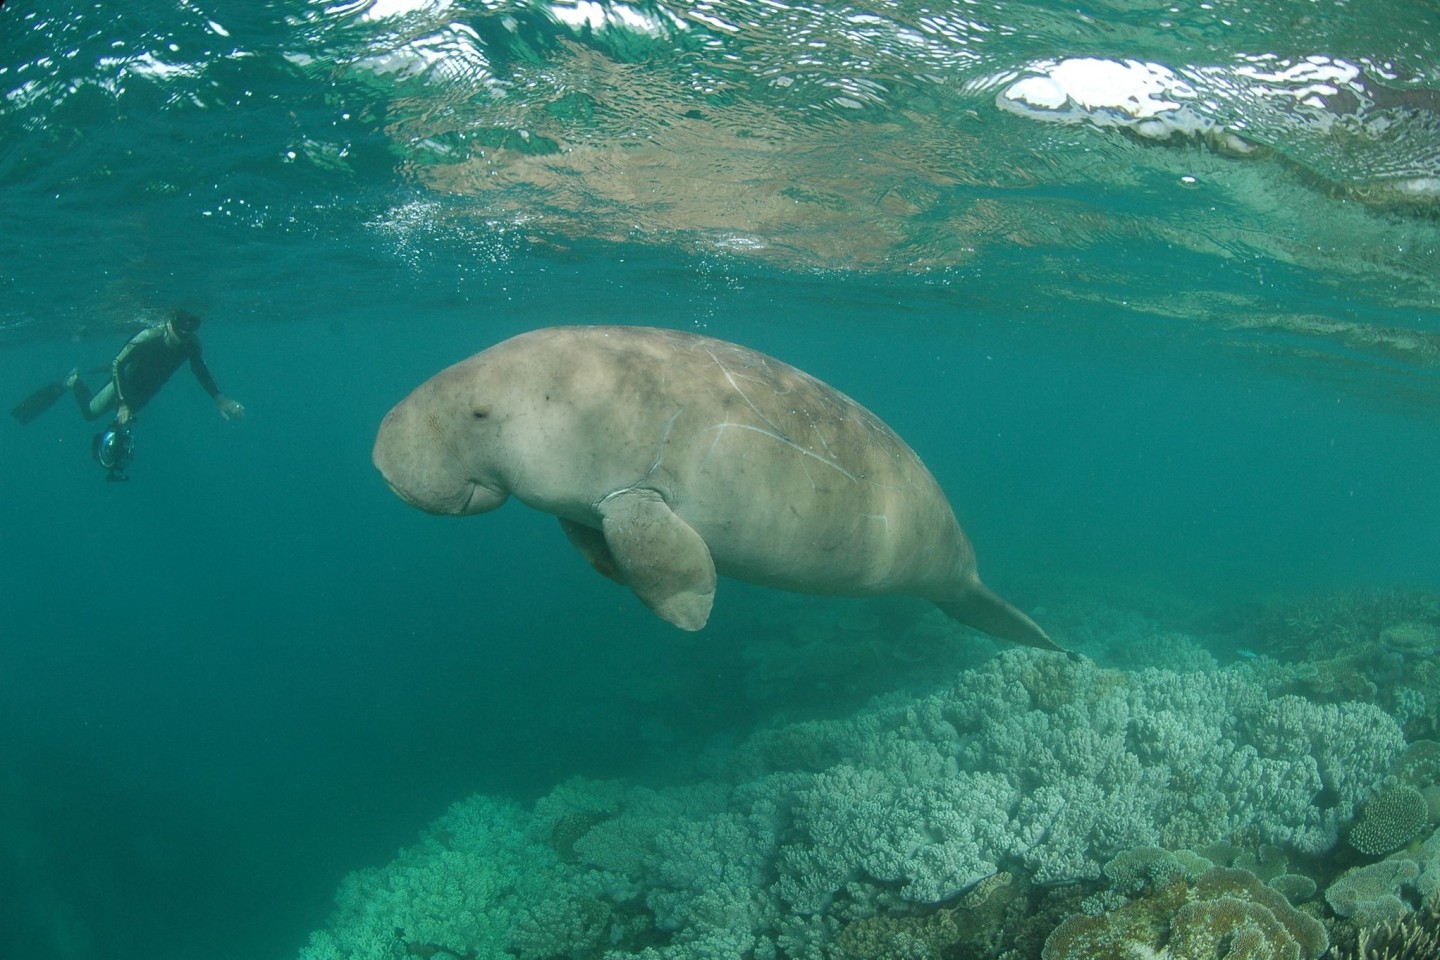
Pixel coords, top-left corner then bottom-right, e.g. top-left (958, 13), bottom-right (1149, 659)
top-left (510, 326), bottom-right (971, 599)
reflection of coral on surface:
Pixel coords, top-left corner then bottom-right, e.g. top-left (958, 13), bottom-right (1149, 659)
top-left (994, 56), bottom-right (1440, 212)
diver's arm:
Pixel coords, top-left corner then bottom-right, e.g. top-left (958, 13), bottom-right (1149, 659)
top-left (187, 343), bottom-right (222, 399)
top-left (189, 342), bottom-right (244, 419)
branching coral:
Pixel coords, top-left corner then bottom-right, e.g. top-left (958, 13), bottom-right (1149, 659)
top-left (296, 795), bottom-right (560, 960)
top-left (1249, 590), bottom-right (1440, 662)
top-left (298, 640), bottom-right (1411, 960)
top-left (774, 764), bottom-right (1012, 909)
top-left (1350, 785), bottom-right (1429, 856)
top-left (1332, 893), bottom-right (1440, 960)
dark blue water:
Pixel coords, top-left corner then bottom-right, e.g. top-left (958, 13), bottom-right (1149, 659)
top-left (2, 2), bottom-right (1438, 959)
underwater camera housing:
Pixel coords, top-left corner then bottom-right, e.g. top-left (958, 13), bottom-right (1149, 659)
top-left (92, 420), bottom-right (135, 481)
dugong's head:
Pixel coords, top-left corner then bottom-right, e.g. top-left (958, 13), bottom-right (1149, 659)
top-left (373, 359), bottom-right (510, 516)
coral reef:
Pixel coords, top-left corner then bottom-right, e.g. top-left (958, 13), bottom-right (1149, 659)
top-left (1269, 873), bottom-right (1318, 904)
top-left (1101, 845), bottom-right (1214, 895)
top-left (1041, 866), bottom-right (1327, 960)
top-left (1331, 893), bottom-right (1440, 960)
top-left (1319, 818), bottom-right (1440, 940)
top-left (830, 873), bottom-right (1024, 960)
top-left (1233, 844), bottom-right (1289, 883)
top-left (1414, 826), bottom-right (1440, 899)
top-left (1249, 590), bottom-right (1440, 662)
top-left (1391, 740), bottom-right (1440, 791)
top-left (1190, 841), bottom-right (1319, 905)
top-left (1326, 859), bottom-right (1421, 926)
top-left (296, 591), bottom-right (1437, 960)
top-left (1247, 591), bottom-right (1440, 740)
top-left (296, 796), bottom-right (560, 960)
top-left (1349, 785), bottom-right (1429, 856)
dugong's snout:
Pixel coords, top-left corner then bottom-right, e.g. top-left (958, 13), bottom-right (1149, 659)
top-left (373, 400), bottom-right (504, 517)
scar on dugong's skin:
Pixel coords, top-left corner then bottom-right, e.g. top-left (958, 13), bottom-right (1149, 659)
top-left (373, 325), bottom-right (1066, 655)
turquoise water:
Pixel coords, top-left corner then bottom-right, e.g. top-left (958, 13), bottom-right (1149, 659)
top-left (1, 2), bottom-right (1438, 959)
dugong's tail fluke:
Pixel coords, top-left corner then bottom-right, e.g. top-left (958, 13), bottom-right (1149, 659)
top-left (936, 582), bottom-right (1068, 655)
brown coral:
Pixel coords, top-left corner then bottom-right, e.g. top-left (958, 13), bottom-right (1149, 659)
top-left (549, 810), bottom-right (611, 863)
top-left (1164, 896), bottom-right (1304, 960)
top-left (836, 905), bottom-right (962, 960)
top-left (1041, 867), bottom-right (1327, 960)
top-left (834, 871), bottom-right (1023, 960)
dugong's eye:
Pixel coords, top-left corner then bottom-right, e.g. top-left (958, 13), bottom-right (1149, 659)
top-left (472, 408), bottom-right (489, 420)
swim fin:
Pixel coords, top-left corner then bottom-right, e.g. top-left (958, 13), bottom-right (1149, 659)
top-left (11, 381), bottom-right (66, 424)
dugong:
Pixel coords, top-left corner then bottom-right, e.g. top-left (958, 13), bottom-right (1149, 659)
top-left (373, 325), bottom-right (1061, 653)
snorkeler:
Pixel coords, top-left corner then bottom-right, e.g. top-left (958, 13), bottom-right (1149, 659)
top-left (64, 309), bottom-right (244, 425)
top-left (9, 309), bottom-right (244, 481)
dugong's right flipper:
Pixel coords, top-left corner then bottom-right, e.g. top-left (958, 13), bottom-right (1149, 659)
top-left (595, 489), bottom-right (717, 631)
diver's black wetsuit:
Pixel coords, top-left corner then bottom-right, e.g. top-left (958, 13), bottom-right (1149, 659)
top-left (71, 325), bottom-right (222, 421)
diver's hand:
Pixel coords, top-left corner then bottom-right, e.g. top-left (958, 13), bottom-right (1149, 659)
top-left (117, 404), bottom-right (132, 425)
top-left (217, 395), bottom-right (245, 420)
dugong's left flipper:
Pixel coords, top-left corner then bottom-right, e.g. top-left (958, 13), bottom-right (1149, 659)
top-left (560, 519), bottom-right (627, 584)
top-left (592, 489), bottom-right (717, 631)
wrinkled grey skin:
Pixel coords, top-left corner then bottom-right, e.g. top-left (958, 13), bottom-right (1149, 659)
top-left (373, 325), bottom-right (1061, 653)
